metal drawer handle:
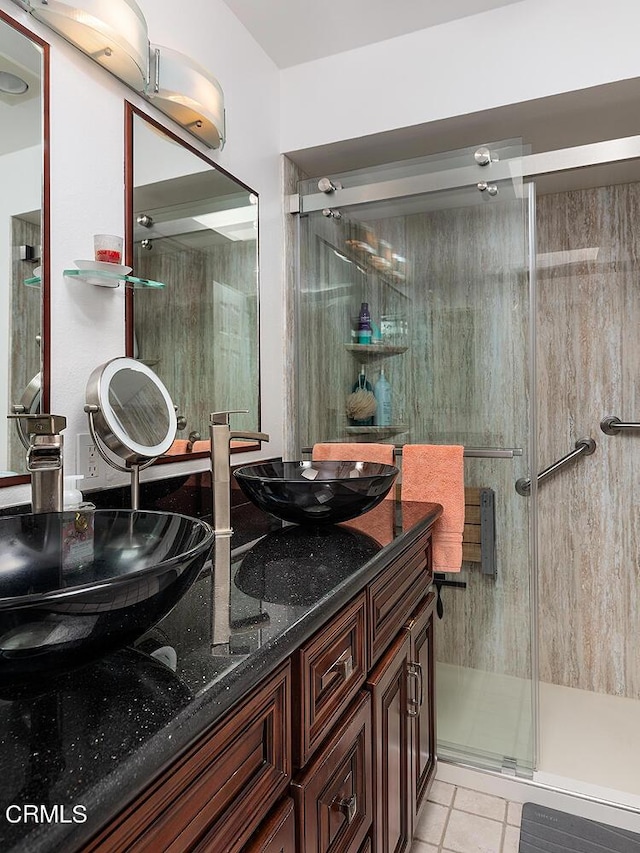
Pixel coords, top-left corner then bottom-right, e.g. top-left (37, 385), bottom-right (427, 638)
top-left (407, 666), bottom-right (420, 717)
top-left (407, 662), bottom-right (424, 717)
top-left (320, 651), bottom-right (354, 690)
top-left (332, 794), bottom-right (357, 824)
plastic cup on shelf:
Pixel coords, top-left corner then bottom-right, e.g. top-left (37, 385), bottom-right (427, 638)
top-left (94, 234), bottom-right (123, 264)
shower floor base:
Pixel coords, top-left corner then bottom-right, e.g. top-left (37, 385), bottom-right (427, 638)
top-left (437, 664), bottom-right (640, 803)
top-left (539, 680), bottom-right (640, 800)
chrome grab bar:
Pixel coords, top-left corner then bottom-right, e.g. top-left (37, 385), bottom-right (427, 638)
top-left (600, 416), bottom-right (640, 436)
top-left (515, 438), bottom-right (596, 496)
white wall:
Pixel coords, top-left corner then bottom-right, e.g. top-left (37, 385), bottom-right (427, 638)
top-left (280, 0), bottom-right (640, 154)
top-left (0, 0), bottom-right (282, 508)
top-left (0, 144), bottom-right (41, 472)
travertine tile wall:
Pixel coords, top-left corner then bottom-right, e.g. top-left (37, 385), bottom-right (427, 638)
top-left (536, 183), bottom-right (640, 699)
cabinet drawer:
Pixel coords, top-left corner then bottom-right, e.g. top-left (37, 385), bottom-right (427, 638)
top-left (293, 592), bottom-right (367, 767)
top-left (243, 797), bottom-right (296, 853)
top-left (291, 691), bottom-right (372, 853)
top-left (86, 663), bottom-right (291, 853)
top-left (368, 535), bottom-right (432, 667)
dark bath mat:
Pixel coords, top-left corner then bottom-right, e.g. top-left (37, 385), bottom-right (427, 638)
top-left (519, 803), bottom-right (640, 853)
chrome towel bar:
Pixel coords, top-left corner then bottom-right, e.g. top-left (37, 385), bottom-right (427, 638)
top-left (515, 437), bottom-right (596, 496)
top-left (600, 416), bottom-right (640, 435)
top-left (302, 446), bottom-right (523, 459)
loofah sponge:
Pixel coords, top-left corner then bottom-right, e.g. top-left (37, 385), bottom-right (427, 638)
top-left (346, 389), bottom-right (377, 421)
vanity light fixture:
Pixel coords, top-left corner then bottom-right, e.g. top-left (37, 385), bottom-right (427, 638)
top-left (11, 0), bottom-right (149, 91)
top-left (11, 0), bottom-right (226, 147)
top-left (148, 44), bottom-right (225, 150)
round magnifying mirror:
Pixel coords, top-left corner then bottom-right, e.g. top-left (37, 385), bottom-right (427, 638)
top-left (86, 358), bottom-right (177, 463)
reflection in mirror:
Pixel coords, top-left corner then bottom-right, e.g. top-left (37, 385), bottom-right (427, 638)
top-left (126, 106), bottom-right (260, 461)
top-left (0, 11), bottom-right (47, 482)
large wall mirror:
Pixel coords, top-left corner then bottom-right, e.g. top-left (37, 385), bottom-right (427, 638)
top-left (0, 11), bottom-right (48, 484)
top-left (125, 104), bottom-right (260, 461)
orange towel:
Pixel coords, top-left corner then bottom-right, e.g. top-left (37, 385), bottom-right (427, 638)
top-left (401, 444), bottom-right (465, 572)
top-left (165, 439), bottom-right (190, 455)
top-left (312, 442), bottom-right (396, 500)
top-left (191, 439), bottom-right (210, 453)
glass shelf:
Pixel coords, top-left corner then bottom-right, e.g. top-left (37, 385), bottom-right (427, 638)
top-left (64, 268), bottom-right (165, 288)
top-left (24, 276), bottom-right (41, 288)
top-left (344, 343), bottom-right (408, 357)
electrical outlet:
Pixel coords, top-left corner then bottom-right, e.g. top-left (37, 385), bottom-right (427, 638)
top-left (77, 433), bottom-right (102, 483)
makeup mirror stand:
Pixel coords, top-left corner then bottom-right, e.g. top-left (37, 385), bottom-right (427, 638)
top-left (85, 405), bottom-right (156, 509)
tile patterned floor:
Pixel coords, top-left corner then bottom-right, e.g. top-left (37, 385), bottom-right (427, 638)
top-left (410, 780), bottom-right (522, 853)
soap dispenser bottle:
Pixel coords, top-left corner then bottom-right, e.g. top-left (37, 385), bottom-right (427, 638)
top-left (357, 302), bottom-right (372, 345)
top-left (374, 368), bottom-right (392, 426)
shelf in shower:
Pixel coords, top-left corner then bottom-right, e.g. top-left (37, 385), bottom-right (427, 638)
top-left (345, 424), bottom-right (409, 437)
top-left (344, 344), bottom-right (408, 357)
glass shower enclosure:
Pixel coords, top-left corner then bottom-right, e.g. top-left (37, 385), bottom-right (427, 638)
top-left (295, 141), bottom-right (536, 777)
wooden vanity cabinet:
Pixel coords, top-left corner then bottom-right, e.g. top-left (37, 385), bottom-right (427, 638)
top-left (243, 797), bottom-right (296, 853)
top-left (83, 520), bottom-right (436, 853)
top-left (85, 663), bottom-right (291, 853)
top-left (292, 530), bottom-right (436, 853)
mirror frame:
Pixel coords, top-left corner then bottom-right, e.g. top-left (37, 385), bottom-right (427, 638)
top-left (0, 9), bottom-right (50, 487)
top-left (124, 102), bottom-right (261, 463)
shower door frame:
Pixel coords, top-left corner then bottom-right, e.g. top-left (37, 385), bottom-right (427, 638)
top-left (294, 141), bottom-right (536, 776)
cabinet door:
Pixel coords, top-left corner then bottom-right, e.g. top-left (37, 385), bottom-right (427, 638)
top-left (366, 632), bottom-right (412, 853)
top-left (291, 691), bottom-right (372, 853)
top-left (243, 797), bottom-right (296, 853)
top-left (406, 593), bottom-right (436, 822)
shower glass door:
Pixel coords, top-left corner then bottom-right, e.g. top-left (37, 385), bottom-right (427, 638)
top-left (296, 141), bottom-right (536, 775)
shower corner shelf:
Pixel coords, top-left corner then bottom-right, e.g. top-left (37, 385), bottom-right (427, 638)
top-left (64, 268), bottom-right (166, 289)
top-left (345, 424), bottom-right (409, 437)
top-left (344, 343), bottom-right (408, 357)
top-left (24, 275), bottom-right (41, 287)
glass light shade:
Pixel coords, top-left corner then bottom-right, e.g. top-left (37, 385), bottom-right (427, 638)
top-left (149, 44), bottom-right (225, 150)
top-left (21, 0), bottom-right (149, 91)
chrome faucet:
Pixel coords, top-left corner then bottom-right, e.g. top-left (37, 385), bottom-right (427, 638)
top-left (8, 413), bottom-right (67, 513)
top-left (210, 410), bottom-right (269, 536)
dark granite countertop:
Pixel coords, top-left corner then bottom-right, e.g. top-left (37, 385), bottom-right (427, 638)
top-left (0, 498), bottom-right (441, 853)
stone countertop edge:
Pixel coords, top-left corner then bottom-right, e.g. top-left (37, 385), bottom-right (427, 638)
top-left (28, 501), bottom-right (442, 853)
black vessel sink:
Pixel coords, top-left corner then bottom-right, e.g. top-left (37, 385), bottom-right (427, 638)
top-left (0, 509), bottom-right (214, 678)
top-left (233, 460), bottom-right (398, 525)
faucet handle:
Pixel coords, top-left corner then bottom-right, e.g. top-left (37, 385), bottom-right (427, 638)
top-left (210, 410), bottom-right (249, 426)
top-left (8, 413), bottom-right (67, 435)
